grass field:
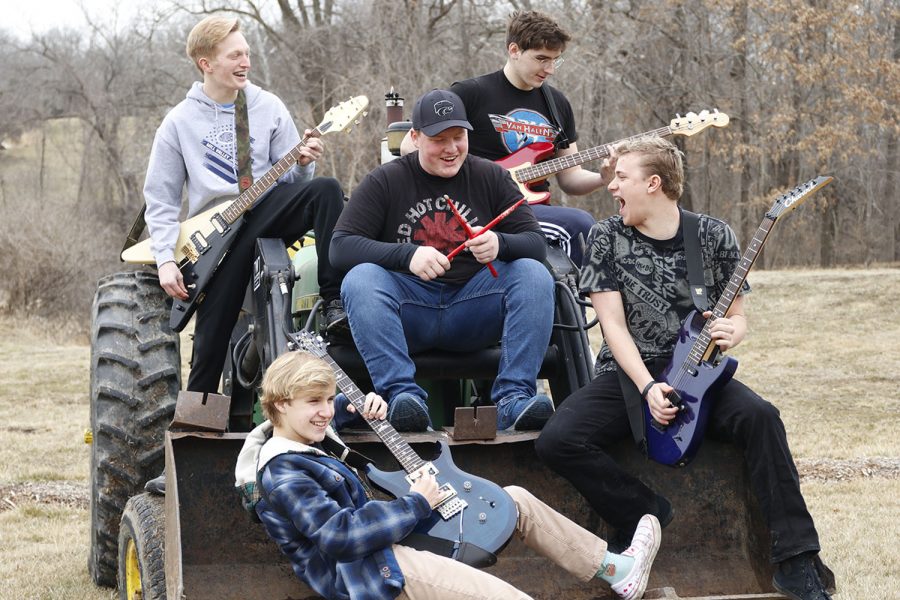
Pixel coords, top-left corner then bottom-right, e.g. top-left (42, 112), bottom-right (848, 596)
top-left (1, 267), bottom-right (899, 599)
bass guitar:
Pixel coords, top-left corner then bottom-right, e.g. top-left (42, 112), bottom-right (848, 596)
top-left (121, 96), bottom-right (369, 332)
top-left (294, 330), bottom-right (518, 567)
top-left (646, 176), bottom-right (833, 467)
top-left (495, 110), bottom-right (729, 205)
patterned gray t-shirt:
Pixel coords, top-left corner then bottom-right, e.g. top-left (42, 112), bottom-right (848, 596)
top-left (579, 211), bottom-right (749, 375)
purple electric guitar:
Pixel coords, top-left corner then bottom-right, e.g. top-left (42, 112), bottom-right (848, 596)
top-left (645, 176), bottom-right (833, 467)
top-left (294, 330), bottom-right (518, 567)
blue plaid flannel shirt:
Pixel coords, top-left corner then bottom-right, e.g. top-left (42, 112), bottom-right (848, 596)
top-left (257, 451), bottom-right (431, 600)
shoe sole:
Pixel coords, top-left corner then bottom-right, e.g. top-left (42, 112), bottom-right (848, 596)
top-left (388, 399), bottom-right (430, 432)
top-left (509, 398), bottom-right (554, 431)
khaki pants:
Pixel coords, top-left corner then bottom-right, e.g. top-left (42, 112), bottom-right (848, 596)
top-left (394, 486), bottom-right (607, 600)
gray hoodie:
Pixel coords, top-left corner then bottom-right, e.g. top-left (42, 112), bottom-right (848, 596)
top-left (143, 81), bottom-right (315, 266)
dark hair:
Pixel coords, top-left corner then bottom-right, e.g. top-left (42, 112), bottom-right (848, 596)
top-left (506, 10), bottom-right (571, 52)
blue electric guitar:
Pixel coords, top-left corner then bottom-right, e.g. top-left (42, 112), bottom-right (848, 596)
top-left (295, 330), bottom-right (518, 567)
top-left (646, 176), bottom-right (834, 467)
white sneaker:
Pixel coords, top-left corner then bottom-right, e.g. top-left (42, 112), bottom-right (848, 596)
top-left (610, 514), bottom-right (661, 600)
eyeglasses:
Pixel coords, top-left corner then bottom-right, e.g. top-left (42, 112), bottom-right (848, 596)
top-left (529, 53), bottom-right (565, 70)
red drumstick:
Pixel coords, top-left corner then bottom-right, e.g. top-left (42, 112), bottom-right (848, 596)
top-left (445, 196), bottom-right (527, 279)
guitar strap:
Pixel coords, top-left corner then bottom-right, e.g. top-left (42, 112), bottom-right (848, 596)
top-left (682, 209), bottom-right (709, 312)
top-left (234, 88), bottom-right (254, 192)
top-left (539, 84), bottom-right (570, 150)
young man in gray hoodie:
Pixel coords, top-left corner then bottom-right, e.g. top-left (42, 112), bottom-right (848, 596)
top-left (143, 16), bottom-right (346, 399)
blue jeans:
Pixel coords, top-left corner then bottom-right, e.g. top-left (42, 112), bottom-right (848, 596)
top-left (341, 259), bottom-right (554, 405)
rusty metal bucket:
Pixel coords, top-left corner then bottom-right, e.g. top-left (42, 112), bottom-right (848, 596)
top-left (162, 428), bottom-right (782, 600)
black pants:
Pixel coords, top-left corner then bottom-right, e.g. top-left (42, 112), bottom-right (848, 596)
top-left (535, 368), bottom-right (821, 563)
top-left (186, 177), bottom-right (345, 393)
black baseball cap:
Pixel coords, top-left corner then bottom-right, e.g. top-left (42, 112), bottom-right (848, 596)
top-left (411, 89), bottom-right (473, 136)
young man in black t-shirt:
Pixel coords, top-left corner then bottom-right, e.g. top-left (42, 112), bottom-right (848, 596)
top-left (331, 89), bottom-right (556, 433)
top-left (402, 11), bottom-right (612, 267)
top-left (535, 137), bottom-right (835, 600)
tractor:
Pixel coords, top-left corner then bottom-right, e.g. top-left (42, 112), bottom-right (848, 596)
top-left (87, 92), bottom-right (780, 600)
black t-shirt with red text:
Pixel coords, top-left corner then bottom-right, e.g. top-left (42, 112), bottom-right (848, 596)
top-left (334, 153), bottom-right (543, 285)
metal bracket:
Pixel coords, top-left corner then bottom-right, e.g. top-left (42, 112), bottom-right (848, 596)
top-left (445, 405), bottom-right (497, 440)
top-left (170, 390), bottom-right (231, 432)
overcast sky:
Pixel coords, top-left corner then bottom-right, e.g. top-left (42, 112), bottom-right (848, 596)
top-left (0, 0), bottom-right (143, 38)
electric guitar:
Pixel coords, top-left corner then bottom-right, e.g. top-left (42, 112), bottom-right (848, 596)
top-left (294, 330), bottom-right (518, 567)
top-left (121, 96), bottom-right (369, 332)
top-left (646, 176), bottom-right (833, 467)
top-left (495, 110), bottom-right (729, 205)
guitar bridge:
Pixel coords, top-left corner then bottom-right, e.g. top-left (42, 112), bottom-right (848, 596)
top-left (435, 483), bottom-right (467, 520)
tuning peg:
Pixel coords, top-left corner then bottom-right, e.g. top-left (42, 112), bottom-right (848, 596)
top-left (363, 111), bottom-right (369, 117)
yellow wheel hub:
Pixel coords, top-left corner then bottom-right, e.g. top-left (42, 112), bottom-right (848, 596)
top-left (124, 538), bottom-right (143, 599)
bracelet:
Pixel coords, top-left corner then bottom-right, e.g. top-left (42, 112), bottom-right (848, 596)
top-left (640, 380), bottom-right (657, 400)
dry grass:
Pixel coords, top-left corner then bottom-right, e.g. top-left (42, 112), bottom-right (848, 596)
top-left (0, 268), bottom-right (899, 599)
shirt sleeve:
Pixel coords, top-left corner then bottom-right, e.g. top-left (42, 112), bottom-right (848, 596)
top-left (702, 216), bottom-right (751, 300)
top-left (269, 96), bottom-right (314, 184)
top-left (579, 219), bottom-right (620, 295)
top-left (266, 467), bottom-right (430, 563)
top-left (143, 119), bottom-right (188, 267)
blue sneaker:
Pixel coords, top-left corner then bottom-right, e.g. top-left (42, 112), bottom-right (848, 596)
top-left (497, 394), bottom-right (554, 431)
top-left (387, 393), bottom-right (431, 432)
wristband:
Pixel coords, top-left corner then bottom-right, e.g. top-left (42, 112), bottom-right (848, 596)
top-left (640, 380), bottom-right (657, 400)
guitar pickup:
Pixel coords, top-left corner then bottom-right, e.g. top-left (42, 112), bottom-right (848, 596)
top-left (405, 462), bottom-right (439, 485)
top-left (211, 213), bottom-right (229, 235)
top-left (189, 231), bottom-right (210, 256)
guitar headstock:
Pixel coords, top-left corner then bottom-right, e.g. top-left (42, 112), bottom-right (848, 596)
top-left (669, 110), bottom-right (729, 137)
top-left (317, 95), bottom-right (369, 135)
top-left (767, 176), bottom-right (834, 220)
top-left (293, 329), bottom-right (329, 358)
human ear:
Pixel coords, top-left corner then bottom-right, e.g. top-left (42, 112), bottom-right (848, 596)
top-left (647, 174), bottom-right (662, 193)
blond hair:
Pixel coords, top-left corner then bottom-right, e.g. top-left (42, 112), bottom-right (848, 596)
top-left (260, 351), bottom-right (336, 426)
top-left (616, 136), bottom-right (685, 201)
top-left (185, 16), bottom-right (240, 73)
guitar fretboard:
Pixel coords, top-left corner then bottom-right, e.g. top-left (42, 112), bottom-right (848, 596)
top-left (514, 126), bottom-right (672, 183)
top-left (313, 346), bottom-right (425, 474)
top-left (679, 176), bottom-right (831, 372)
top-left (683, 216), bottom-right (774, 370)
top-left (220, 129), bottom-right (321, 225)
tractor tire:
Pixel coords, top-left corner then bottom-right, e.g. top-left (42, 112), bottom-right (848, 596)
top-left (118, 492), bottom-right (167, 600)
top-left (88, 270), bottom-right (180, 587)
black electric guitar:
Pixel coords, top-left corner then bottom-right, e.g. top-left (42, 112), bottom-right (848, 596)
top-left (294, 330), bottom-right (518, 567)
top-left (495, 110), bottom-right (729, 205)
top-left (645, 176), bottom-right (833, 467)
top-left (121, 96), bottom-right (369, 332)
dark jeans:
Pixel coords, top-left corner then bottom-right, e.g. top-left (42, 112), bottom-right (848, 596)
top-left (187, 177), bottom-right (345, 393)
top-left (535, 368), bottom-right (821, 563)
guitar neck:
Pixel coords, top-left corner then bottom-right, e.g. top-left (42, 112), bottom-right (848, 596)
top-left (515, 126), bottom-right (673, 184)
top-left (687, 216), bottom-right (775, 363)
top-left (318, 352), bottom-right (425, 474)
top-left (220, 130), bottom-right (320, 225)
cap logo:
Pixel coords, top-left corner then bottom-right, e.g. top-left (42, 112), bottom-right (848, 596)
top-left (433, 100), bottom-right (454, 117)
